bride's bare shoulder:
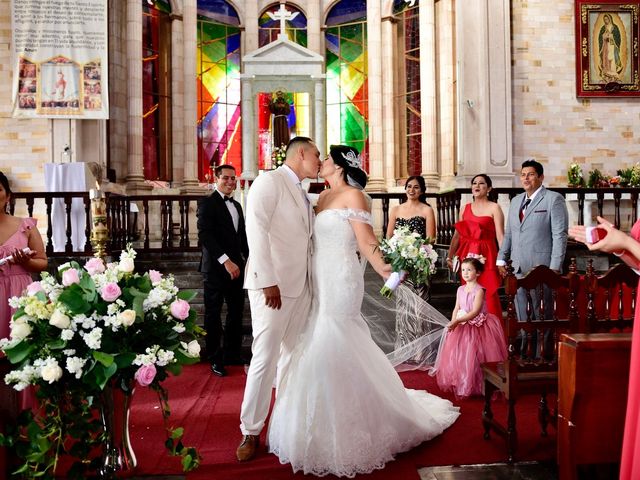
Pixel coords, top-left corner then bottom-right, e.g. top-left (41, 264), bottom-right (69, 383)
top-left (343, 188), bottom-right (370, 211)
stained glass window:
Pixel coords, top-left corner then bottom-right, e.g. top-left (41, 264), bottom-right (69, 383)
top-left (325, 0), bottom-right (369, 171)
top-left (142, 0), bottom-right (172, 181)
top-left (259, 3), bottom-right (307, 48)
top-left (394, 0), bottom-right (421, 177)
top-left (197, 0), bottom-right (242, 181)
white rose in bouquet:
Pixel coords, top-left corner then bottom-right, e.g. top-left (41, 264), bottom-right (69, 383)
top-left (50, 309), bottom-right (71, 329)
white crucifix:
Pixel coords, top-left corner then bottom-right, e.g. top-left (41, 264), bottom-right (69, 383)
top-left (267, 2), bottom-right (299, 38)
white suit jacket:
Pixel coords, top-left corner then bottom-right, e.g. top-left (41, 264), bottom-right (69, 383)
top-left (243, 168), bottom-right (313, 297)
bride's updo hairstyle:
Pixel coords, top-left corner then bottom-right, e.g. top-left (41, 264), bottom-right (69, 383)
top-left (329, 144), bottom-right (368, 190)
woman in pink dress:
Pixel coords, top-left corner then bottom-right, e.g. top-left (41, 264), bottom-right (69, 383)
top-left (432, 257), bottom-right (507, 398)
top-left (0, 171), bottom-right (48, 340)
top-left (446, 174), bottom-right (504, 319)
top-left (569, 216), bottom-right (640, 479)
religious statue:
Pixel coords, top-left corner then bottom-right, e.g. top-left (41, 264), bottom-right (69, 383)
top-left (269, 91), bottom-right (291, 149)
top-left (55, 70), bottom-right (67, 101)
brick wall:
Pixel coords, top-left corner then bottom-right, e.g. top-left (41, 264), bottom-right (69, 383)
top-left (511, 0), bottom-right (640, 186)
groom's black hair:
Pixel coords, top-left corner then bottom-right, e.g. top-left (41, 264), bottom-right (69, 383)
top-left (521, 159), bottom-right (543, 176)
top-left (285, 136), bottom-right (315, 157)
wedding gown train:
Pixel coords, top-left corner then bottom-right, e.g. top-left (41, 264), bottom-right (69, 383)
top-left (267, 208), bottom-right (460, 477)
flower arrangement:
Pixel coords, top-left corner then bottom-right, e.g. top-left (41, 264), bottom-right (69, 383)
top-left (379, 226), bottom-right (438, 298)
top-left (0, 246), bottom-right (204, 478)
top-left (587, 168), bottom-right (610, 188)
top-left (567, 163), bottom-right (585, 187)
top-left (271, 144), bottom-right (287, 169)
top-left (617, 164), bottom-right (640, 187)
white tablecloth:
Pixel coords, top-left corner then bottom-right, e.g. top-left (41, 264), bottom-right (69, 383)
top-left (44, 163), bottom-right (93, 252)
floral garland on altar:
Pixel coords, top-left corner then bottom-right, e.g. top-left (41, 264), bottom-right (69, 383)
top-left (0, 246), bottom-right (204, 478)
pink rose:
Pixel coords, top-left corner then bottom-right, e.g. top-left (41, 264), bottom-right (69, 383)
top-left (170, 299), bottom-right (190, 320)
top-left (26, 281), bottom-right (43, 295)
top-left (101, 282), bottom-right (122, 302)
top-left (85, 257), bottom-right (106, 275)
top-left (148, 270), bottom-right (162, 285)
top-left (62, 268), bottom-right (80, 286)
top-left (134, 364), bottom-right (157, 387)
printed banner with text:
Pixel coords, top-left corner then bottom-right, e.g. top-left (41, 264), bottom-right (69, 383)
top-left (11, 0), bottom-right (108, 119)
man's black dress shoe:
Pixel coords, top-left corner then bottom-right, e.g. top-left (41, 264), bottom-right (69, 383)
top-left (211, 363), bottom-right (227, 377)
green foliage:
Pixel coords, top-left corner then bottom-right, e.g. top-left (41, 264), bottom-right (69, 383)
top-left (0, 247), bottom-right (203, 478)
top-left (567, 163), bottom-right (585, 187)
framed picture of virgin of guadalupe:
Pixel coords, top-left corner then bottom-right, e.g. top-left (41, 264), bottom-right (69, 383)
top-left (575, 0), bottom-right (640, 97)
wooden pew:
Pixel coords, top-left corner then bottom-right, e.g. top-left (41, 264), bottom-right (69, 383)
top-left (481, 259), bottom-right (580, 462)
top-left (558, 333), bottom-right (632, 480)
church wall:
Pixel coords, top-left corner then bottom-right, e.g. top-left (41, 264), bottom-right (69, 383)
top-left (0, 1), bottom-right (50, 192)
top-left (511, 0), bottom-right (640, 186)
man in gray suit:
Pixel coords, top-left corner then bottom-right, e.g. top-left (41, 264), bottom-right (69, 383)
top-left (497, 159), bottom-right (569, 321)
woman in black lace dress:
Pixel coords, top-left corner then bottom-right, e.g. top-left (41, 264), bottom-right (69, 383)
top-left (386, 175), bottom-right (436, 298)
top-left (386, 176), bottom-right (437, 364)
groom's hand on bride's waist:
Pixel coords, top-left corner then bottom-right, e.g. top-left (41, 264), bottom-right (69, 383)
top-left (263, 285), bottom-right (282, 310)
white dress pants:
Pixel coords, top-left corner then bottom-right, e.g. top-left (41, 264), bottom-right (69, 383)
top-left (240, 283), bottom-right (312, 435)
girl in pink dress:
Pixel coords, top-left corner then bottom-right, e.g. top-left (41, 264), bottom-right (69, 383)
top-left (433, 257), bottom-right (507, 398)
top-left (0, 171), bottom-right (48, 340)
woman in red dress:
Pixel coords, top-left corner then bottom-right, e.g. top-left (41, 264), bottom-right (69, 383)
top-left (569, 216), bottom-right (640, 480)
top-left (446, 174), bottom-right (504, 319)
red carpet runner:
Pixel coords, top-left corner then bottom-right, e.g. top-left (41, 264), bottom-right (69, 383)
top-left (129, 364), bottom-right (556, 479)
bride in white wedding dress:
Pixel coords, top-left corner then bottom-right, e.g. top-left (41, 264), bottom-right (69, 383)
top-left (267, 145), bottom-right (460, 477)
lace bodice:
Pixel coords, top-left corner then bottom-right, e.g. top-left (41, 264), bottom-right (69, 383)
top-left (312, 209), bottom-right (372, 321)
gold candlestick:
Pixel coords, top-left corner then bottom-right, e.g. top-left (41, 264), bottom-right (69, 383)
top-left (90, 187), bottom-right (109, 260)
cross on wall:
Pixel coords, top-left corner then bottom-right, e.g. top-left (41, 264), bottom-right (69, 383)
top-left (267, 2), bottom-right (299, 38)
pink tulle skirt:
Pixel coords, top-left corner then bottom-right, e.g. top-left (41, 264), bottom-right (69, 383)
top-left (434, 313), bottom-right (507, 398)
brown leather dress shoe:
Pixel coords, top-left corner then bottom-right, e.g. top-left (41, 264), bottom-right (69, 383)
top-left (236, 434), bottom-right (259, 462)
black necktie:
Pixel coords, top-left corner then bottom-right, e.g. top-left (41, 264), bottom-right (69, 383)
top-left (224, 196), bottom-right (233, 202)
top-left (519, 198), bottom-right (531, 222)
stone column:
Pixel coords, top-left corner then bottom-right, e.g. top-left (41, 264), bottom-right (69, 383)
top-left (455, 0), bottom-right (513, 187)
top-left (170, 11), bottom-right (185, 186)
top-left (419, 0), bottom-right (439, 190)
top-left (313, 77), bottom-right (326, 159)
top-left (241, 78), bottom-right (257, 180)
top-left (381, 17), bottom-right (396, 190)
top-left (306, 1), bottom-right (321, 54)
top-left (437, 0), bottom-right (456, 189)
top-left (366, 0), bottom-right (385, 191)
top-left (180, 0), bottom-right (201, 192)
top-left (125, 0), bottom-right (150, 192)
top-left (244, 0), bottom-right (259, 52)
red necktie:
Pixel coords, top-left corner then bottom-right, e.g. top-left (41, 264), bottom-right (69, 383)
top-left (519, 199), bottom-right (531, 222)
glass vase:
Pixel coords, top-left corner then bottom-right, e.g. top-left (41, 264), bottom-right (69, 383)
top-left (98, 382), bottom-right (137, 479)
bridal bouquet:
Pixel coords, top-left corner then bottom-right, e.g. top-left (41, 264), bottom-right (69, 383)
top-left (379, 226), bottom-right (439, 298)
top-left (0, 246), bottom-right (204, 478)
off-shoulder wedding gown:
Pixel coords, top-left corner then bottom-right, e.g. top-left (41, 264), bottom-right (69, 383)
top-left (267, 208), bottom-right (460, 477)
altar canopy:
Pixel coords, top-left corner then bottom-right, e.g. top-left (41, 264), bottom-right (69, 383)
top-left (11, 0), bottom-right (109, 119)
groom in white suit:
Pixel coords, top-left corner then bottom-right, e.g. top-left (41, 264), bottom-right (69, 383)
top-left (237, 137), bottom-right (321, 462)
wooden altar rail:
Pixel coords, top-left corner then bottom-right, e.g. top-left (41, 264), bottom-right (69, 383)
top-left (8, 187), bottom-right (640, 256)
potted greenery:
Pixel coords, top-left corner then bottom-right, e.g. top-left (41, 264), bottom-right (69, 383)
top-left (567, 163), bottom-right (585, 187)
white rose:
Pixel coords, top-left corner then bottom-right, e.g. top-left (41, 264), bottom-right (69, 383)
top-left (41, 362), bottom-right (63, 383)
top-left (10, 322), bottom-right (32, 341)
top-left (118, 309), bottom-right (136, 327)
top-left (50, 309), bottom-right (71, 329)
top-left (186, 340), bottom-right (201, 357)
top-left (119, 257), bottom-right (135, 273)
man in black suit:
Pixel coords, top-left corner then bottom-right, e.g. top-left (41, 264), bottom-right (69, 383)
top-left (197, 164), bottom-right (249, 377)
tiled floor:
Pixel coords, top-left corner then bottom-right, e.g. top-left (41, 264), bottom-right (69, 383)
top-left (419, 461), bottom-right (619, 480)
top-left (418, 462), bottom-right (558, 480)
